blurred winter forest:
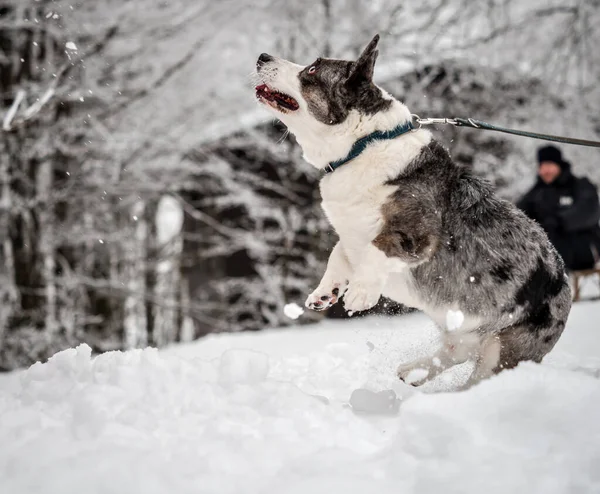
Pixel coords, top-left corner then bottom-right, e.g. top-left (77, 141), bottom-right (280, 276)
top-left (1, 0), bottom-right (599, 370)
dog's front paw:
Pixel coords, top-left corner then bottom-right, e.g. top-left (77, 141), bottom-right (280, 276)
top-left (342, 279), bottom-right (382, 313)
top-left (305, 283), bottom-right (345, 311)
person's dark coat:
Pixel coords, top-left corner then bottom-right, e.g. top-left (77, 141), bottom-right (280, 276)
top-left (518, 163), bottom-right (600, 271)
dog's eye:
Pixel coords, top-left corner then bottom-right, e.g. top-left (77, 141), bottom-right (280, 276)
top-left (308, 66), bottom-right (317, 74)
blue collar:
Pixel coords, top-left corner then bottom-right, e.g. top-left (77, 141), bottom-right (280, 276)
top-left (323, 120), bottom-right (415, 174)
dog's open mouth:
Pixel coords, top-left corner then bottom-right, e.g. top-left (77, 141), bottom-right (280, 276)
top-left (255, 84), bottom-right (299, 112)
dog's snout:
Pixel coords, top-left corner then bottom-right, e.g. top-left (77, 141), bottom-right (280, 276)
top-left (257, 53), bottom-right (274, 68)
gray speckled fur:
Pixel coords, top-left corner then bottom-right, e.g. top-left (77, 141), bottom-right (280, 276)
top-left (379, 140), bottom-right (571, 371)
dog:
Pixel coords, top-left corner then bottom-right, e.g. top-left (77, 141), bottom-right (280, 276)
top-left (254, 34), bottom-right (572, 389)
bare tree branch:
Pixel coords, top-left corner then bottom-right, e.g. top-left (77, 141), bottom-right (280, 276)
top-left (1, 25), bottom-right (118, 131)
top-left (2, 90), bottom-right (25, 130)
top-left (99, 35), bottom-right (206, 120)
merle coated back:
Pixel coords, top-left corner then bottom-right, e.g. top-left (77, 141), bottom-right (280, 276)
top-left (377, 140), bottom-right (571, 368)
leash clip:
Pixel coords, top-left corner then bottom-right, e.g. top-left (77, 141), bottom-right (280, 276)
top-left (412, 114), bottom-right (458, 128)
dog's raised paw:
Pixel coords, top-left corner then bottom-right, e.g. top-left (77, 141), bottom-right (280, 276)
top-left (343, 281), bottom-right (381, 313)
top-left (305, 286), bottom-right (341, 311)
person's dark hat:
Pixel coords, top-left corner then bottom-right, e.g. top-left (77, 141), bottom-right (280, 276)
top-left (537, 145), bottom-right (570, 171)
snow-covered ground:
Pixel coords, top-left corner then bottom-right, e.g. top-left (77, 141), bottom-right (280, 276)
top-left (2, 300), bottom-right (600, 494)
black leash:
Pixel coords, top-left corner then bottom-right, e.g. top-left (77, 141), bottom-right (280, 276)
top-left (412, 115), bottom-right (600, 148)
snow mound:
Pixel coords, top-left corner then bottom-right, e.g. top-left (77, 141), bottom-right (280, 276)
top-left (2, 304), bottom-right (600, 494)
top-left (219, 348), bottom-right (270, 384)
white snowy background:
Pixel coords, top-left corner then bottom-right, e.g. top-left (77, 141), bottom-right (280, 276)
top-left (2, 1), bottom-right (600, 492)
top-left (1, 298), bottom-right (600, 494)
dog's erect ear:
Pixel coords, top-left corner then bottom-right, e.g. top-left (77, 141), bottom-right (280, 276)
top-left (347, 34), bottom-right (380, 87)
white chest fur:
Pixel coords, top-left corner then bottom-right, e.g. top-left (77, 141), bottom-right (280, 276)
top-left (319, 130), bottom-right (432, 264)
top-left (320, 177), bottom-right (394, 264)
top-left (318, 131), bottom-right (432, 310)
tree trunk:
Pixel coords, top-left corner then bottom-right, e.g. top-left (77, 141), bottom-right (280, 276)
top-left (152, 235), bottom-right (183, 347)
top-left (322, 0), bottom-right (332, 57)
top-left (178, 277), bottom-right (195, 343)
top-left (151, 196), bottom-right (184, 347)
top-left (0, 138), bottom-right (19, 350)
top-left (36, 160), bottom-right (57, 334)
top-left (123, 200), bottom-right (148, 349)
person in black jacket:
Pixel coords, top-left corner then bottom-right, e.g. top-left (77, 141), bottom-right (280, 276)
top-left (517, 145), bottom-right (600, 271)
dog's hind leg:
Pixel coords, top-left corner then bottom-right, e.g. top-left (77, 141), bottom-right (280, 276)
top-left (397, 331), bottom-right (481, 386)
top-left (458, 334), bottom-right (501, 390)
top-left (460, 319), bottom-right (566, 390)
top-left (494, 320), bottom-right (566, 371)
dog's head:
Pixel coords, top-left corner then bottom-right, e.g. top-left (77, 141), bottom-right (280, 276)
top-left (255, 35), bottom-right (392, 131)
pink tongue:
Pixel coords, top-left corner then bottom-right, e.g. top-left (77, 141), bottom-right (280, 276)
top-left (255, 84), bottom-right (270, 93)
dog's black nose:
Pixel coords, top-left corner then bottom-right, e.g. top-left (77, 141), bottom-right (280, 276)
top-left (257, 53), bottom-right (274, 67)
